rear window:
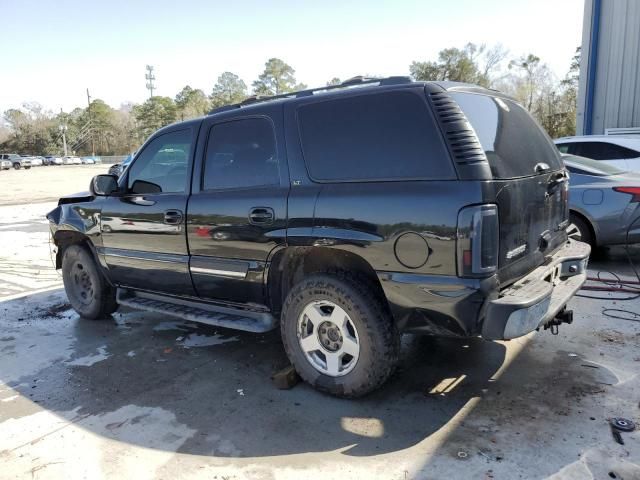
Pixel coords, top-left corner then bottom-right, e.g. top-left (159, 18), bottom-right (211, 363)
top-left (297, 91), bottom-right (455, 182)
top-left (451, 92), bottom-right (562, 178)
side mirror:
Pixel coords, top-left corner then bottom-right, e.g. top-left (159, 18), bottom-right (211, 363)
top-left (90, 174), bottom-right (119, 196)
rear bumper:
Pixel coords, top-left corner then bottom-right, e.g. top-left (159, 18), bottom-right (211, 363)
top-left (481, 239), bottom-right (591, 340)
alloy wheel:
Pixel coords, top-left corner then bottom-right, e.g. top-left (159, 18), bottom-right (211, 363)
top-left (297, 300), bottom-right (360, 377)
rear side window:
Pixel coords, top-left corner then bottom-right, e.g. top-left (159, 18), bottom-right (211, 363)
top-left (203, 118), bottom-right (279, 190)
top-left (573, 141), bottom-right (639, 160)
top-left (451, 93), bottom-right (562, 178)
top-left (297, 91), bottom-right (454, 182)
top-left (556, 143), bottom-right (572, 154)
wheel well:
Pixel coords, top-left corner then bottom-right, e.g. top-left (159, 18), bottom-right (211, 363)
top-left (570, 210), bottom-right (597, 246)
top-left (267, 247), bottom-right (388, 317)
top-left (53, 231), bottom-right (96, 269)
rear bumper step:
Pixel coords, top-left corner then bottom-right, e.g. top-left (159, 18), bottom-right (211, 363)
top-left (481, 239), bottom-right (591, 340)
top-left (116, 289), bottom-right (277, 333)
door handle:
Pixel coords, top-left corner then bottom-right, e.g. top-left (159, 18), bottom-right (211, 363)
top-left (164, 209), bottom-right (184, 225)
top-left (249, 207), bottom-right (274, 225)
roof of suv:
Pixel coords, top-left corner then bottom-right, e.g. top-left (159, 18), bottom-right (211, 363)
top-left (150, 76), bottom-right (512, 140)
top-left (206, 76), bottom-right (511, 117)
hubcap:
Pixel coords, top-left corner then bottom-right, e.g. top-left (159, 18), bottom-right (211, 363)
top-left (567, 223), bottom-right (581, 240)
top-left (297, 300), bottom-right (360, 377)
top-left (71, 262), bottom-right (94, 306)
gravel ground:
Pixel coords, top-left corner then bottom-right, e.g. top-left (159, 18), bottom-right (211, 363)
top-left (0, 169), bottom-right (639, 479)
top-left (0, 165), bottom-right (107, 205)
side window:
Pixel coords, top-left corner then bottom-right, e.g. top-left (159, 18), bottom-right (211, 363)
top-left (127, 129), bottom-right (191, 194)
top-left (575, 141), bottom-right (639, 160)
top-left (202, 118), bottom-right (278, 190)
top-left (556, 143), bottom-right (570, 154)
top-left (297, 91), bottom-right (454, 182)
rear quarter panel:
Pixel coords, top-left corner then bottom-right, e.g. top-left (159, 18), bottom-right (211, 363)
top-left (311, 181), bottom-right (481, 275)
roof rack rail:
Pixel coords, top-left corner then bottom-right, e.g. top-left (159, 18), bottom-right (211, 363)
top-left (207, 75), bottom-right (413, 115)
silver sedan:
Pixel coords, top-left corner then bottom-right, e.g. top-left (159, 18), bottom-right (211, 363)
top-left (564, 154), bottom-right (640, 247)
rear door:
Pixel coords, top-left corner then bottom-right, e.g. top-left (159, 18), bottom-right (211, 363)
top-left (451, 92), bottom-right (568, 285)
top-left (186, 106), bottom-right (289, 307)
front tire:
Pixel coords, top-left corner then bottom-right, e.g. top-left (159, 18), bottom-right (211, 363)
top-left (62, 245), bottom-right (118, 319)
top-left (281, 273), bottom-right (400, 398)
top-left (13, 163), bottom-right (20, 170)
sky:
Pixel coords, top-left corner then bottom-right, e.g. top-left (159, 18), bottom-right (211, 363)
top-left (1, 0), bottom-right (585, 114)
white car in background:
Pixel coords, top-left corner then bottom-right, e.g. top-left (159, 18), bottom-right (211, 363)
top-left (554, 135), bottom-right (640, 171)
top-left (62, 156), bottom-right (82, 165)
top-left (0, 160), bottom-right (11, 170)
top-left (27, 156), bottom-right (43, 166)
top-left (81, 156), bottom-right (96, 164)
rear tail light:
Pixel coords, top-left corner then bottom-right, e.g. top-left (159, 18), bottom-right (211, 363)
top-left (613, 187), bottom-right (640, 202)
top-left (457, 204), bottom-right (499, 277)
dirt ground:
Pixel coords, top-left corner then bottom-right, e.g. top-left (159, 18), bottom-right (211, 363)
top-left (0, 164), bottom-right (108, 205)
top-left (0, 168), bottom-right (639, 479)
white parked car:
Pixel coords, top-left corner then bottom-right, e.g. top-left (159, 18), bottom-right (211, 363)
top-left (554, 135), bottom-right (640, 171)
top-left (81, 156), bottom-right (95, 164)
top-left (0, 160), bottom-right (11, 170)
top-left (27, 156), bottom-right (43, 166)
top-left (63, 156), bottom-right (82, 165)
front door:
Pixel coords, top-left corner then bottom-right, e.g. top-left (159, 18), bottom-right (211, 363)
top-left (187, 108), bottom-right (289, 307)
top-left (99, 127), bottom-right (197, 296)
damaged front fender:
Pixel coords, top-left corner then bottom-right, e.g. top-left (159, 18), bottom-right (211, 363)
top-left (47, 193), bottom-right (104, 268)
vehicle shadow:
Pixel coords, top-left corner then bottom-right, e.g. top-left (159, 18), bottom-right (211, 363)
top-left (1, 289), bottom-right (506, 459)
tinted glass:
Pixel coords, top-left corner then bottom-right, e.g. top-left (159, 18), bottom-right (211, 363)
top-left (203, 118), bottom-right (278, 190)
top-left (297, 91), bottom-right (454, 182)
top-left (451, 93), bottom-right (562, 178)
top-left (128, 129), bottom-right (191, 194)
top-left (574, 141), bottom-right (640, 160)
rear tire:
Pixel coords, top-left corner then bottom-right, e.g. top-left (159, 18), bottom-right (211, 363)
top-left (568, 213), bottom-right (594, 247)
top-left (281, 273), bottom-right (400, 398)
top-left (62, 245), bottom-right (118, 319)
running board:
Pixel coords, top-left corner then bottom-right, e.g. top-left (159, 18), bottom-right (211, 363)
top-left (116, 289), bottom-right (277, 333)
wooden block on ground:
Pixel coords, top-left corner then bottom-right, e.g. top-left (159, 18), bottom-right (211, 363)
top-left (271, 365), bottom-right (300, 390)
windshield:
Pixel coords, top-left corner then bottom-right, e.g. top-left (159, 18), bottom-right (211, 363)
top-left (562, 154), bottom-right (626, 176)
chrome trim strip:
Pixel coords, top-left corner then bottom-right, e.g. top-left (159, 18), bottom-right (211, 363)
top-left (104, 252), bottom-right (180, 264)
top-left (100, 248), bottom-right (187, 264)
top-left (190, 266), bottom-right (246, 279)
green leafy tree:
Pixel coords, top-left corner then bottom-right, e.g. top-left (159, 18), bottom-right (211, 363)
top-left (326, 77), bottom-right (341, 86)
top-left (2, 105), bottom-right (57, 154)
top-left (210, 72), bottom-right (248, 108)
top-left (133, 96), bottom-right (177, 141)
top-left (410, 43), bottom-right (506, 88)
top-left (252, 58), bottom-right (306, 96)
top-left (175, 86), bottom-right (210, 120)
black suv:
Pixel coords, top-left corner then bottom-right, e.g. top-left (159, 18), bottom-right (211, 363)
top-left (48, 77), bottom-right (590, 397)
